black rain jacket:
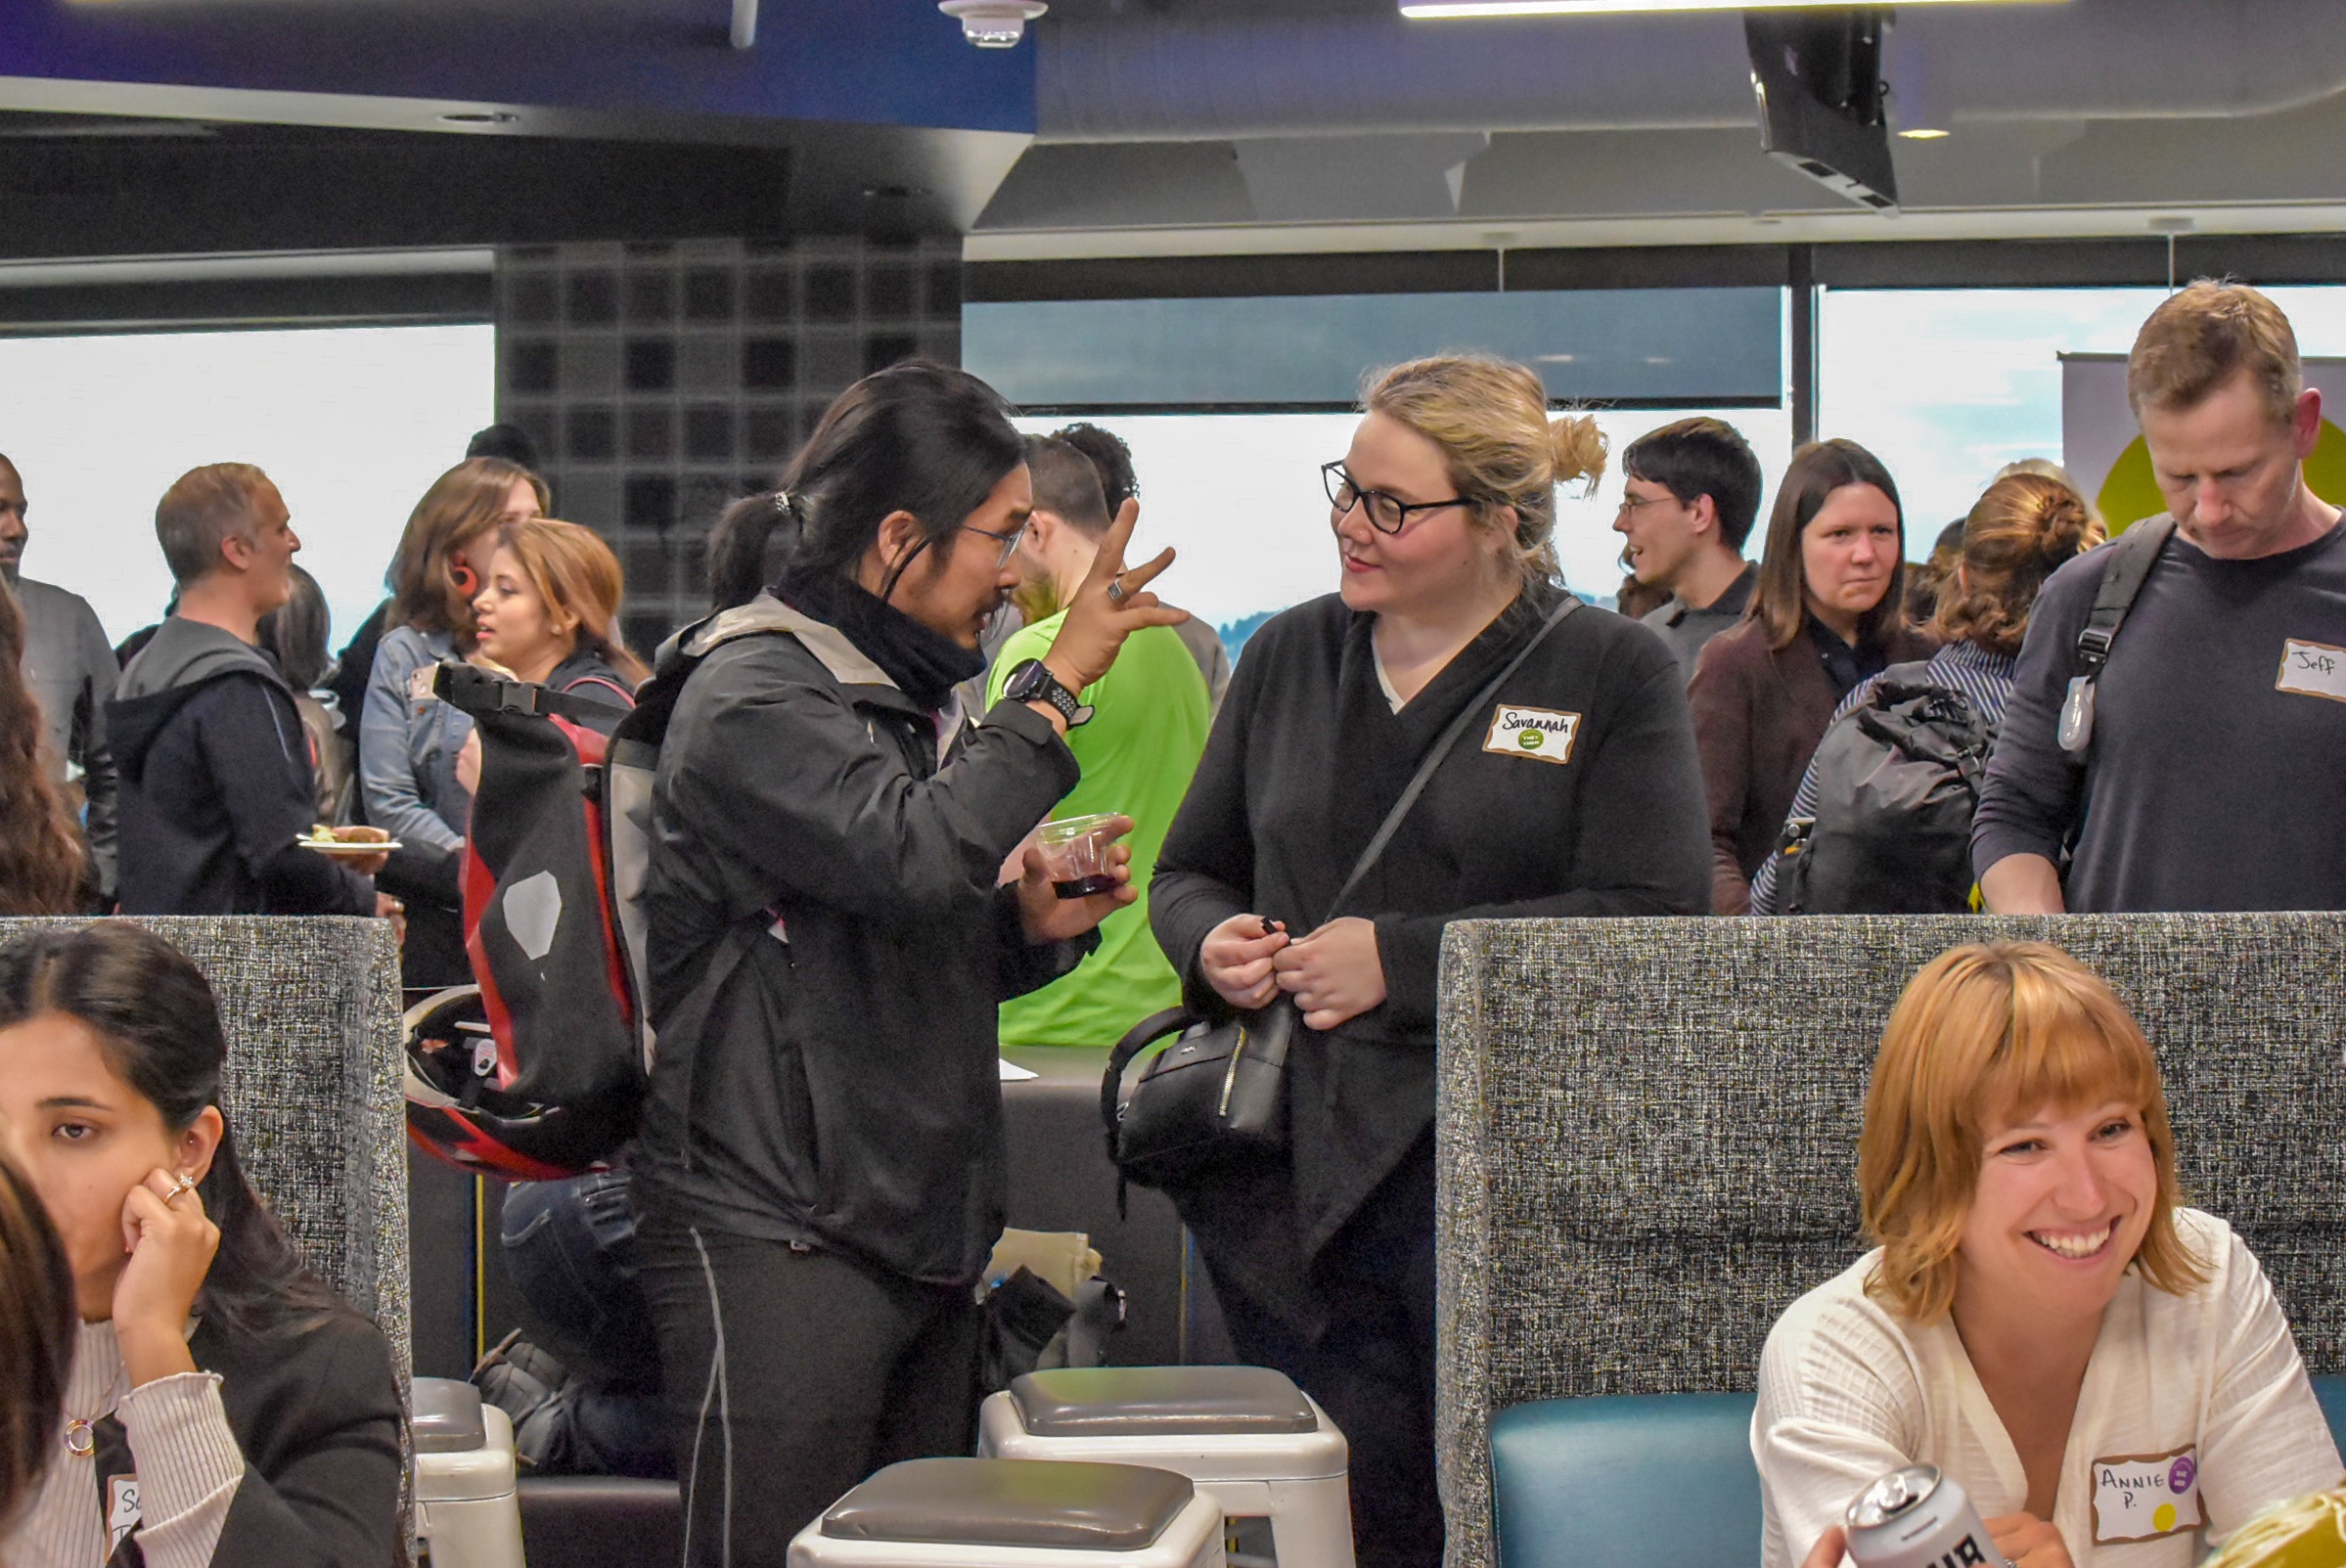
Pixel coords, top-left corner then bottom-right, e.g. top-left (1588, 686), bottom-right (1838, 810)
top-left (630, 601), bottom-right (1095, 1286)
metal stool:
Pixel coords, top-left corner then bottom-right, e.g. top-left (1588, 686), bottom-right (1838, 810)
top-left (978, 1366), bottom-right (1353, 1568)
top-left (788, 1457), bottom-right (1225, 1568)
top-left (412, 1377), bottom-right (527, 1568)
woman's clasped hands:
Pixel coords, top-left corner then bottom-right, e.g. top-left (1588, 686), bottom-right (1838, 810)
top-left (1199, 912), bottom-right (1387, 1031)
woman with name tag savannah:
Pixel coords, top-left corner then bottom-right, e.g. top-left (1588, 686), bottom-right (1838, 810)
top-left (1759, 943), bottom-right (2340, 1568)
top-left (1150, 354), bottom-right (1711, 1568)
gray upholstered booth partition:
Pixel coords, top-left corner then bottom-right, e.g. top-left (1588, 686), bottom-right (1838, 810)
top-left (1434, 913), bottom-right (2346, 1568)
top-left (0, 917), bottom-right (408, 1373)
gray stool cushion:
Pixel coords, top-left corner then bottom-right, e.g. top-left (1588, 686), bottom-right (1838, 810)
top-left (1011, 1366), bottom-right (1318, 1437)
top-left (822, 1458), bottom-right (1195, 1551)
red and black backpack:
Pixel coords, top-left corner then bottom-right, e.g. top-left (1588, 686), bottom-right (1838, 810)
top-left (403, 606), bottom-right (801, 1181)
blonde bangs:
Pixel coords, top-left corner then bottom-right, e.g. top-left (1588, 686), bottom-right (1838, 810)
top-left (1860, 943), bottom-right (2206, 1322)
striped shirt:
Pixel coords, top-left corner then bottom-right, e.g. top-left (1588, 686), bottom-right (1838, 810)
top-left (1748, 641), bottom-right (2016, 916)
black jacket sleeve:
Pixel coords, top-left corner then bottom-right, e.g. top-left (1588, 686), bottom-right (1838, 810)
top-left (70, 595), bottom-right (121, 900)
top-left (192, 679), bottom-right (373, 916)
top-left (1150, 634), bottom-right (1269, 1019)
top-left (206, 1313), bottom-right (405, 1568)
top-left (1370, 649), bottom-right (1712, 1034)
top-left (663, 655), bottom-right (1081, 930)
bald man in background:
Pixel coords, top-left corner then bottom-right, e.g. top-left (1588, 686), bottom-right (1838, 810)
top-left (0, 453), bottom-right (116, 904)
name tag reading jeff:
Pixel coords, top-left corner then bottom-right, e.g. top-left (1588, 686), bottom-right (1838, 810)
top-left (2090, 1447), bottom-right (2201, 1546)
top-left (2276, 638), bottom-right (2346, 703)
top-left (1483, 704), bottom-right (1580, 765)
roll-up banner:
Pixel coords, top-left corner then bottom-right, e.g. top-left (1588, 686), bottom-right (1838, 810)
top-left (2061, 352), bottom-right (2346, 534)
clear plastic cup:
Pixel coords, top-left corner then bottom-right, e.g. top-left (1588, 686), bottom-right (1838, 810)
top-left (1036, 813), bottom-right (1121, 899)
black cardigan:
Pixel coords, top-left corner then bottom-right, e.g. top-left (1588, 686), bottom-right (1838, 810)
top-left (191, 1307), bottom-right (404, 1567)
top-left (1150, 588), bottom-right (1710, 1322)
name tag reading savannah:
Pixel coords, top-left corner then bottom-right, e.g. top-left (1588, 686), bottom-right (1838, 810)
top-left (1483, 704), bottom-right (1580, 765)
top-left (2276, 638), bottom-right (2346, 703)
top-left (2090, 1448), bottom-right (2201, 1546)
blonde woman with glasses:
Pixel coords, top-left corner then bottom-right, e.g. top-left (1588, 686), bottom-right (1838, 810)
top-left (1150, 353), bottom-right (1710, 1568)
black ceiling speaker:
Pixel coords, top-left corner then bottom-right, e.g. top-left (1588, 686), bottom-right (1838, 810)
top-left (1745, 10), bottom-right (1897, 212)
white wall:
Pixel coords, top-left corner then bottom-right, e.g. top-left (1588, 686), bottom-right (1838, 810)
top-left (0, 324), bottom-right (495, 649)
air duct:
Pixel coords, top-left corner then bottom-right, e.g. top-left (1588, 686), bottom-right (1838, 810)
top-left (1033, 0), bottom-right (2346, 145)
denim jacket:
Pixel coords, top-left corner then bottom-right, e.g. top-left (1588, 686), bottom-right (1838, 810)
top-left (360, 625), bottom-right (474, 853)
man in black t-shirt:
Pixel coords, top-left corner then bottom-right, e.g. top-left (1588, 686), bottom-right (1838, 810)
top-left (1974, 283), bottom-right (2346, 913)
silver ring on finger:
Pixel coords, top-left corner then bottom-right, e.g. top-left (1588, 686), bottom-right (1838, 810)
top-left (1106, 573), bottom-right (1128, 605)
top-left (165, 1172), bottom-right (199, 1206)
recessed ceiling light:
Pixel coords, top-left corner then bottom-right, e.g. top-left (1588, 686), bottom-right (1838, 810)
top-left (1403, 0), bottom-right (2060, 16)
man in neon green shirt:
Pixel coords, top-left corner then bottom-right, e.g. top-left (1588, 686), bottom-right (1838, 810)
top-left (989, 435), bottom-right (1211, 1048)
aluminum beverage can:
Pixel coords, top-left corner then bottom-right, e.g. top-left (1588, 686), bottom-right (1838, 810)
top-left (1844, 1464), bottom-right (2007, 1568)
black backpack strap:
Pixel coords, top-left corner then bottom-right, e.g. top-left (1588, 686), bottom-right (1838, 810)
top-left (2071, 515), bottom-right (2175, 681)
top-left (432, 663), bottom-right (629, 728)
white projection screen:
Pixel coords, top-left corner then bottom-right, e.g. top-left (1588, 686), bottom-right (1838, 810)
top-left (0, 324), bottom-right (495, 650)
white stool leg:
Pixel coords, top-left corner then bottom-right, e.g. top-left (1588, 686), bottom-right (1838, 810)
top-left (1264, 1477), bottom-right (1354, 1568)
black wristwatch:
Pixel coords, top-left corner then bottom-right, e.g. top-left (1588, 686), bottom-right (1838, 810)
top-left (1003, 658), bottom-right (1093, 729)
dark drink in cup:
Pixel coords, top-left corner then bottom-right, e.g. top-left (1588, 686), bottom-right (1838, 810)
top-left (1845, 1465), bottom-right (2005, 1568)
top-left (1037, 813), bottom-right (1120, 900)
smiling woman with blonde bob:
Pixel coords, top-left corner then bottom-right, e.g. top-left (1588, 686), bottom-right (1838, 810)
top-left (1759, 943), bottom-right (2339, 1568)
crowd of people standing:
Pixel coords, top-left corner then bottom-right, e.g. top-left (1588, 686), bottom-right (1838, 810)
top-left (0, 277), bottom-right (2343, 1568)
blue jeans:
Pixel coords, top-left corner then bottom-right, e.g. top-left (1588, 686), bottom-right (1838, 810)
top-left (500, 1170), bottom-right (672, 1477)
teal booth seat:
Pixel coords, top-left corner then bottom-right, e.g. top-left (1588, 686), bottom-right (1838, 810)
top-left (1491, 1379), bottom-right (2346, 1568)
top-left (1491, 1393), bottom-right (1760, 1568)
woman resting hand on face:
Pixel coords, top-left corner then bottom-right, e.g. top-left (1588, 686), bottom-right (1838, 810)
top-left (0, 923), bottom-right (401, 1568)
top-left (1754, 942), bottom-right (2341, 1568)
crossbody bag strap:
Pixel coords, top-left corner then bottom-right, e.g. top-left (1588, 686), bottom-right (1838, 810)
top-left (1327, 594), bottom-right (1582, 918)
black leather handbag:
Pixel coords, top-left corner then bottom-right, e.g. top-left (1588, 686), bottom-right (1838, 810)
top-left (1102, 595), bottom-right (1581, 1192)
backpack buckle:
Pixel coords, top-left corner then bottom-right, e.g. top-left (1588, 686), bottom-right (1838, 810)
top-left (2073, 624), bottom-right (2115, 669)
top-left (493, 684), bottom-right (544, 716)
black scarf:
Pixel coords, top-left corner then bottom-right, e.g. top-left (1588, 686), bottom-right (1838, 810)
top-left (777, 567), bottom-right (984, 712)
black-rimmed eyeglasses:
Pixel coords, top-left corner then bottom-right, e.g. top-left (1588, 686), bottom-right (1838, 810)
top-left (1322, 462), bottom-right (1473, 536)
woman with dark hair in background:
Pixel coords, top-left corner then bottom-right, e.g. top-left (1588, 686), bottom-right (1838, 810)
top-left (0, 922), bottom-right (401, 1568)
top-left (1690, 438), bottom-right (1935, 914)
top-left (0, 1155), bottom-right (75, 1550)
top-left (359, 457), bottom-right (544, 986)
top-left (1151, 354), bottom-right (1710, 1568)
top-left (634, 360), bottom-right (1182, 1561)
top-left (1750, 472), bottom-right (2093, 915)
top-left (0, 578), bottom-right (91, 915)
top-left (255, 563), bottom-right (354, 827)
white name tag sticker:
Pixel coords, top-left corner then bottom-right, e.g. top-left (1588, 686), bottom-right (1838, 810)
top-left (2090, 1447), bottom-right (2201, 1546)
top-left (2276, 639), bottom-right (2346, 703)
top-left (107, 1474), bottom-right (141, 1553)
top-left (1483, 704), bottom-right (1580, 765)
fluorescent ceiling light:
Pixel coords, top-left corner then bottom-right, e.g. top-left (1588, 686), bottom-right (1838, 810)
top-left (1898, 128), bottom-right (1953, 140)
top-left (1403, 0), bottom-right (2059, 16)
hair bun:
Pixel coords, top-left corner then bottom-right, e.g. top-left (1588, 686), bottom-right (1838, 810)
top-left (1549, 413), bottom-right (1607, 488)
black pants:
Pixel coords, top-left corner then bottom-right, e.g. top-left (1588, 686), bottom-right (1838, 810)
top-left (1211, 1137), bottom-right (1441, 1568)
top-left (637, 1218), bottom-right (983, 1568)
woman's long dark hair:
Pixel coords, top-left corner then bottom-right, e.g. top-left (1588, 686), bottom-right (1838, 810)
top-left (0, 580), bottom-right (89, 915)
top-left (0, 1156), bottom-right (72, 1530)
top-left (773, 360), bottom-right (1024, 602)
top-left (706, 491), bottom-right (803, 613)
top-left (1746, 437), bottom-right (1909, 651)
top-left (0, 923), bottom-right (342, 1337)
